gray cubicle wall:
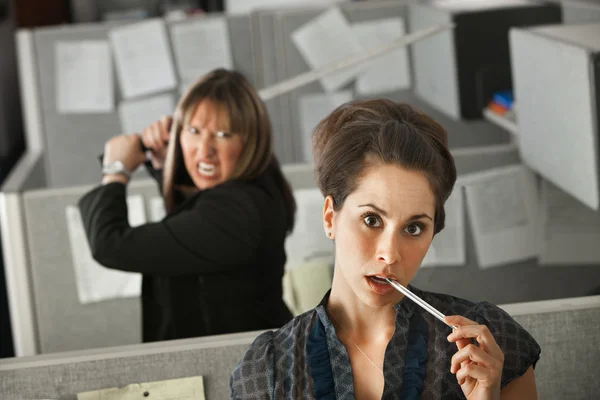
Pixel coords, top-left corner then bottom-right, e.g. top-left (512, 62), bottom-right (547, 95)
top-left (29, 14), bottom-right (257, 190)
top-left (257, 1), bottom-right (512, 164)
top-left (2, 296), bottom-right (600, 400)
top-left (21, 165), bottom-right (317, 354)
top-left (561, 0), bottom-right (600, 23)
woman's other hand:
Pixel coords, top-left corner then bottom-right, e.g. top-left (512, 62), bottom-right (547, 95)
top-left (103, 134), bottom-right (146, 176)
top-left (141, 115), bottom-right (172, 169)
top-left (446, 315), bottom-right (504, 400)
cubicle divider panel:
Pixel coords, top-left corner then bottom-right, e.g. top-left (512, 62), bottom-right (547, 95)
top-left (0, 331), bottom-right (260, 400)
top-left (22, 180), bottom-right (160, 353)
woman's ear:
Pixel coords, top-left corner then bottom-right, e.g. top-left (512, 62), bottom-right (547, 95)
top-left (323, 195), bottom-right (336, 239)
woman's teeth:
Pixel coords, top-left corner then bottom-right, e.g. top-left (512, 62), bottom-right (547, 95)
top-left (198, 162), bottom-right (216, 177)
top-left (369, 276), bottom-right (390, 284)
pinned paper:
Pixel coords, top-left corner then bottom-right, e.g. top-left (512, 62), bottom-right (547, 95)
top-left (461, 165), bottom-right (539, 268)
top-left (285, 188), bottom-right (333, 269)
top-left (352, 18), bottom-right (411, 95)
top-left (109, 19), bottom-right (177, 99)
top-left (170, 17), bottom-right (233, 83)
top-left (118, 93), bottom-right (175, 134)
top-left (291, 8), bottom-right (365, 92)
top-left (421, 185), bottom-right (466, 267)
top-left (55, 41), bottom-right (114, 113)
top-left (77, 376), bottom-right (205, 400)
top-left (67, 196), bottom-right (147, 304)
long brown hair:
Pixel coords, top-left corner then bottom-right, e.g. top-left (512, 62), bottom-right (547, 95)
top-left (162, 69), bottom-right (296, 230)
top-left (312, 99), bottom-right (456, 234)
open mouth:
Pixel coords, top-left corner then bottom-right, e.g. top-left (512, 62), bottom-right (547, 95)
top-left (197, 162), bottom-right (217, 177)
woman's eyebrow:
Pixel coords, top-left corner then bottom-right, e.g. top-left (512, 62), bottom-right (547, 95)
top-left (359, 203), bottom-right (433, 221)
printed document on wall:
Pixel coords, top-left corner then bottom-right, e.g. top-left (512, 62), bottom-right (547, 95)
top-left (291, 7), bottom-right (365, 92)
top-left (285, 189), bottom-right (333, 269)
top-left (461, 164), bottom-right (539, 268)
top-left (421, 185), bottom-right (466, 267)
top-left (55, 41), bottom-right (114, 113)
top-left (298, 91), bottom-right (353, 162)
top-left (170, 17), bottom-right (233, 84)
top-left (351, 18), bottom-right (411, 95)
top-left (538, 179), bottom-right (600, 265)
top-left (119, 93), bottom-right (175, 134)
top-left (78, 376), bottom-right (205, 400)
top-left (109, 19), bottom-right (177, 99)
top-left (67, 195), bottom-right (147, 304)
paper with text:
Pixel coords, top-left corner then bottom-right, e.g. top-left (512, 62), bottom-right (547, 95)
top-left (170, 17), bottom-right (233, 84)
top-left (538, 179), bottom-right (600, 265)
top-left (352, 18), bottom-right (411, 95)
top-left (56, 41), bottom-right (114, 113)
top-left (421, 185), bottom-right (466, 267)
top-left (298, 91), bottom-right (353, 162)
top-left (149, 196), bottom-right (166, 222)
top-left (119, 93), bottom-right (175, 134)
top-left (291, 7), bottom-right (365, 92)
top-left (67, 195), bottom-right (146, 304)
top-left (285, 189), bottom-right (333, 269)
top-left (461, 165), bottom-right (539, 268)
top-left (77, 376), bottom-right (205, 400)
top-left (109, 19), bottom-right (177, 99)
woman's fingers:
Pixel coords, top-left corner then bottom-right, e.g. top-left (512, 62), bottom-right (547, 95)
top-left (455, 362), bottom-right (492, 386)
top-left (450, 343), bottom-right (502, 374)
top-left (446, 317), bottom-right (503, 360)
top-left (160, 115), bottom-right (172, 142)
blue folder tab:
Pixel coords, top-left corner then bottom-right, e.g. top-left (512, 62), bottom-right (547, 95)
top-left (492, 91), bottom-right (513, 109)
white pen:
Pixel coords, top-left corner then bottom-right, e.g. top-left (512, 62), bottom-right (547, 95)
top-left (385, 278), bottom-right (457, 330)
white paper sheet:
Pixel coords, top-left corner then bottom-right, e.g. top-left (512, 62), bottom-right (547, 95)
top-left (285, 189), bottom-right (334, 269)
top-left (538, 179), bottom-right (600, 265)
top-left (118, 93), bottom-right (175, 134)
top-left (351, 18), bottom-right (411, 95)
top-left (67, 195), bottom-right (147, 304)
top-left (170, 17), bottom-right (233, 83)
top-left (298, 91), bottom-right (353, 162)
top-left (291, 7), bottom-right (365, 92)
top-left (421, 185), bottom-right (466, 267)
top-left (461, 165), bottom-right (539, 268)
top-left (109, 19), bottom-right (177, 99)
top-left (55, 41), bottom-right (114, 113)
top-left (78, 376), bottom-right (205, 400)
top-left (149, 196), bottom-right (166, 222)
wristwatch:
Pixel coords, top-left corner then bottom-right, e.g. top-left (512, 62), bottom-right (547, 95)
top-left (102, 160), bottom-right (132, 178)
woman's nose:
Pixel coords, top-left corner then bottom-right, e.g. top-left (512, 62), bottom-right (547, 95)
top-left (196, 131), bottom-right (216, 158)
top-left (376, 231), bottom-right (401, 266)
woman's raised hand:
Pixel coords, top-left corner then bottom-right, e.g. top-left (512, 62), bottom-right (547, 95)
top-left (140, 115), bottom-right (172, 170)
top-left (446, 315), bottom-right (504, 400)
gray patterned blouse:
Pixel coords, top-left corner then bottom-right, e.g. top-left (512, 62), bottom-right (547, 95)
top-left (231, 287), bottom-right (541, 399)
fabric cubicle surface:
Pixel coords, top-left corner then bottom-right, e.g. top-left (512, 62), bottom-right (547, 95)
top-left (30, 13), bottom-right (257, 189)
top-left (1, 296), bottom-right (599, 399)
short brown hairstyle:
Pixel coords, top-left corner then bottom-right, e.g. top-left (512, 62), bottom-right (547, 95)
top-left (312, 99), bottom-right (456, 234)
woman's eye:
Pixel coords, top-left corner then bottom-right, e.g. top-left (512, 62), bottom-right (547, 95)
top-left (404, 224), bottom-right (423, 236)
top-left (363, 215), bottom-right (381, 228)
top-left (187, 127), bottom-right (199, 135)
top-left (215, 131), bottom-right (232, 138)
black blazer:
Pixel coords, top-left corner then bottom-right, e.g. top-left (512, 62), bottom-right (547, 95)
top-left (78, 163), bottom-right (293, 342)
